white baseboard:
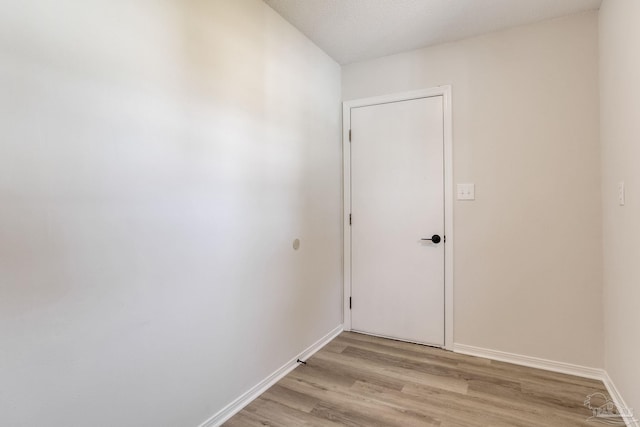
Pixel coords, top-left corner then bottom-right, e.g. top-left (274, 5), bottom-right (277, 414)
top-left (602, 371), bottom-right (639, 427)
top-left (453, 343), bottom-right (604, 380)
top-left (198, 324), bottom-right (344, 427)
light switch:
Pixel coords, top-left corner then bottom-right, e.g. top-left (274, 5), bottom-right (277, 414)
top-left (457, 183), bottom-right (475, 200)
top-left (618, 181), bottom-right (625, 206)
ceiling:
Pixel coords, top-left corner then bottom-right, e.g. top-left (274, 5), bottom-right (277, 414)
top-left (264, 0), bottom-right (602, 64)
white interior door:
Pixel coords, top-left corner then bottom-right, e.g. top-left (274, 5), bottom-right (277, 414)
top-left (350, 96), bottom-right (444, 346)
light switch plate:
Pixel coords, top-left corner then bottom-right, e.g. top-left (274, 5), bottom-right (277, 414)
top-left (457, 183), bottom-right (475, 200)
top-left (618, 181), bottom-right (625, 206)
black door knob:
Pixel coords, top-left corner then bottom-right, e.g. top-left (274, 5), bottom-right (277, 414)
top-left (421, 234), bottom-right (441, 244)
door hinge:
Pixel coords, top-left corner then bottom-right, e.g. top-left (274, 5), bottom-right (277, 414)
top-left (348, 129), bottom-right (351, 142)
top-left (349, 214), bottom-right (352, 225)
top-left (349, 297), bottom-right (352, 309)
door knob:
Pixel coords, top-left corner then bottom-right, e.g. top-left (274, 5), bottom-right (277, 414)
top-left (421, 234), bottom-right (441, 244)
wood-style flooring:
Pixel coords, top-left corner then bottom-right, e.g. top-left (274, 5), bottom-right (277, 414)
top-left (224, 332), bottom-right (609, 426)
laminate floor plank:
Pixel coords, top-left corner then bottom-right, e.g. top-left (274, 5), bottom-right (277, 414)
top-left (312, 347), bottom-right (470, 395)
top-left (224, 332), bottom-right (609, 426)
top-left (259, 383), bottom-right (319, 413)
top-left (281, 374), bottom-right (432, 424)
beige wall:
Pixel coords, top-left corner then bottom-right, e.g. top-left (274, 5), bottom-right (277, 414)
top-left (0, 1), bottom-right (342, 426)
top-left (600, 0), bottom-right (640, 415)
top-left (343, 12), bottom-right (603, 368)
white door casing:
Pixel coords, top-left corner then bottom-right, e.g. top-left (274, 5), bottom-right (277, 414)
top-left (342, 87), bottom-right (454, 349)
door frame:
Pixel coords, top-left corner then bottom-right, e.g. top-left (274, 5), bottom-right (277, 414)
top-left (342, 86), bottom-right (454, 350)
